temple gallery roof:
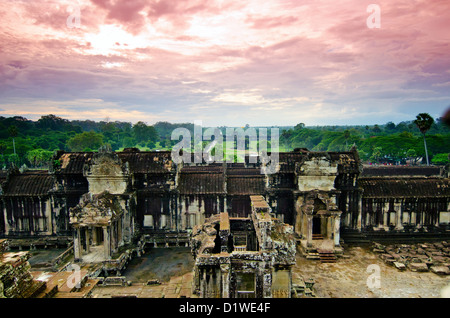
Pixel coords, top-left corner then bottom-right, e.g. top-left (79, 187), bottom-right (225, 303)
top-left (1, 170), bottom-right (54, 197)
top-left (360, 177), bottom-right (450, 198)
top-left (1, 149), bottom-right (446, 199)
top-left (361, 166), bottom-right (443, 177)
top-left (176, 166), bottom-right (265, 195)
top-left (51, 149), bottom-right (362, 176)
top-left (53, 151), bottom-right (174, 174)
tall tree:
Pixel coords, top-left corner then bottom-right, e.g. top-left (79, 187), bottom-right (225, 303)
top-left (8, 125), bottom-right (18, 155)
top-left (413, 113), bottom-right (434, 166)
top-left (132, 121), bottom-right (158, 145)
top-left (67, 131), bottom-right (104, 152)
top-left (343, 129), bottom-right (350, 149)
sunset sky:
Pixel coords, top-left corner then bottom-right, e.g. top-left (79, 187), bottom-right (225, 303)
top-left (1, 0), bottom-right (449, 127)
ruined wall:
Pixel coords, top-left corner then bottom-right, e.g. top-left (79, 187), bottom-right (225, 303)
top-left (1, 197), bottom-right (53, 236)
top-left (0, 241), bottom-right (46, 298)
top-left (1, 149), bottom-right (448, 242)
top-left (361, 197), bottom-right (449, 230)
top-left (84, 149), bottom-right (130, 195)
top-left (296, 155), bottom-right (338, 192)
top-left (191, 197), bottom-right (296, 298)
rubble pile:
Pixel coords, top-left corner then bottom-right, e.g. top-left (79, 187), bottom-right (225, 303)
top-left (292, 272), bottom-right (316, 298)
top-left (373, 241), bottom-right (450, 275)
top-left (0, 239), bottom-right (46, 298)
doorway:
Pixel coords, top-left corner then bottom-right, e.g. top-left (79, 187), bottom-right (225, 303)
top-left (312, 216), bottom-right (322, 235)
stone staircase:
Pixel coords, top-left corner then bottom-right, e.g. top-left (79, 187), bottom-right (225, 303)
top-left (317, 249), bottom-right (337, 263)
top-left (312, 234), bottom-right (324, 240)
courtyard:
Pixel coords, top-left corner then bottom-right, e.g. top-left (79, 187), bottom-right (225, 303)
top-left (82, 243), bottom-right (450, 298)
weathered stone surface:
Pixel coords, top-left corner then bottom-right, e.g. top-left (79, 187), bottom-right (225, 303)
top-left (430, 266), bottom-right (450, 275)
top-left (374, 241), bottom-right (450, 275)
top-left (0, 244), bottom-right (46, 298)
top-left (394, 262), bottom-right (406, 271)
top-left (190, 196), bottom-right (296, 298)
top-left (408, 263), bottom-right (429, 272)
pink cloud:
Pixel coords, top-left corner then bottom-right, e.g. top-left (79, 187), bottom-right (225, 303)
top-left (0, 0), bottom-right (448, 126)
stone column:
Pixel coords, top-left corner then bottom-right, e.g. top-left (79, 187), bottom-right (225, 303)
top-left (111, 221), bottom-right (116, 253)
top-left (307, 215), bottom-right (313, 247)
top-left (334, 214), bottom-right (341, 247)
top-left (383, 210), bottom-right (388, 227)
top-left (2, 203), bottom-right (9, 234)
top-left (118, 218), bottom-right (123, 246)
top-left (74, 227), bottom-right (82, 260)
top-left (395, 202), bottom-right (403, 230)
top-left (263, 271), bottom-right (272, 298)
top-left (92, 226), bottom-right (98, 245)
top-left (201, 269), bottom-right (207, 298)
top-left (326, 216), bottom-right (332, 239)
top-left (220, 264), bottom-right (230, 298)
top-left (85, 227), bottom-right (90, 253)
top-left (103, 226), bottom-right (111, 260)
top-left (356, 194), bottom-right (362, 231)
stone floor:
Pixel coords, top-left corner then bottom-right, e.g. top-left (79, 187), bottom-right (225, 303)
top-left (292, 244), bottom-right (450, 298)
top-left (91, 271), bottom-right (196, 298)
top-left (27, 248), bottom-right (66, 269)
top-left (24, 243), bottom-right (449, 298)
top-left (87, 244), bottom-right (450, 298)
top-left (81, 245), bottom-right (106, 263)
top-left (122, 247), bottom-right (194, 283)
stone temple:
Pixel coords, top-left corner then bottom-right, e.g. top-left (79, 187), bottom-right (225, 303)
top-left (0, 146), bottom-right (449, 298)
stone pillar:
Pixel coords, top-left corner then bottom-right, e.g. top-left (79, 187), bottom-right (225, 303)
top-left (294, 196), bottom-right (303, 237)
top-left (201, 269), bottom-right (207, 298)
top-left (263, 271), bottom-right (272, 298)
top-left (2, 203), bottom-right (9, 234)
top-left (395, 202), bottom-right (403, 230)
top-left (111, 221), bottom-right (117, 253)
top-left (334, 214), bottom-right (341, 247)
top-left (118, 218), bottom-right (123, 246)
top-left (103, 226), bottom-right (111, 260)
top-left (45, 198), bottom-right (53, 235)
top-left (74, 227), bottom-right (82, 260)
top-left (326, 217), bottom-right (333, 239)
top-left (220, 264), bottom-right (230, 298)
top-left (383, 211), bottom-right (388, 227)
top-left (307, 215), bottom-right (313, 247)
top-left (85, 227), bottom-right (90, 253)
top-left (356, 194), bottom-right (362, 231)
top-left (92, 226), bottom-right (98, 245)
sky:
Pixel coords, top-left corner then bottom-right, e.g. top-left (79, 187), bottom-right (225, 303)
top-left (0, 0), bottom-right (449, 127)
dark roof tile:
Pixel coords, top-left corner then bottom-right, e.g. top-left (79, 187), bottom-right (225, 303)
top-left (3, 171), bottom-right (54, 196)
top-left (360, 177), bottom-right (449, 198)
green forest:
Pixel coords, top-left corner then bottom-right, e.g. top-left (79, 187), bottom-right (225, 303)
top-left (0, 113), bottom-right (448, 169)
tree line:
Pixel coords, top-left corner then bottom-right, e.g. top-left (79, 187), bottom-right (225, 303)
top-left (280, 113), bottom-right (449, 165)
top-left (0, 113), bottom-right (448, 169)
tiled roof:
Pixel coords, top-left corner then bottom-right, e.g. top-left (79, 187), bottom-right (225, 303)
top-left (56, 152), bottom-right (93, 174)
top-left (54, 151), bottom-right (174, 174)
top-left (117, 151), bottom-right (173, 174)
top-left (360, 177), bottom-right (450, 198)
top-left (227, 176), bottom-right (266, 195)
top-left (177, 173), bottom-right (225, 195)
top-left (361, 166), bottom-right (442, 177)
top-left (2, 171), bottom-right (54, 196)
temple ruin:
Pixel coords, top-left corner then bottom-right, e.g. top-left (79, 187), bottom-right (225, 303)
top-left (0, 146), bottom-right (449, 297)
top-left (190, 195), bottom-right (296, 298)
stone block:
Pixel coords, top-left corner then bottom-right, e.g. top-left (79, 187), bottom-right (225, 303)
top-left (408, 263), bottom-right (429, 272)
top-left (393, 262), bottom-right (406, 271)
top-left (430, 266), bottom-right (450, 275)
